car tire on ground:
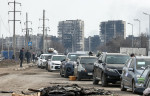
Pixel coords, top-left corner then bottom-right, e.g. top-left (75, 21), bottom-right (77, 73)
top-left (101, 73), bottom-right (108, 87)
top-left (77, 72), bottom-right (81, 81)
top-left (93, 72), bottom-right (99, 85)
top-left (121, 79), bottom-right (127, 91)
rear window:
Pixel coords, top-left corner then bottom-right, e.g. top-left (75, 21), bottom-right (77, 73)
top-left (136, 59), bottom-right (150, 69)
top-left (80, 57), bottom-right (97, 64)
top-left (106, 55), bottom-right (129, 64)
top-left (68, 54), bottom-right (86, 61)
top-left (52, 56), bottom-right (66, 61)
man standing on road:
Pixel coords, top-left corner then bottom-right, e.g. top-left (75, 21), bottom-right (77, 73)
top-left (32, 52), bottom-right (35, 63)
top-left (19, 48), bottom-right (24, 67)
top-left (25, 50), bottom-right (31, 64)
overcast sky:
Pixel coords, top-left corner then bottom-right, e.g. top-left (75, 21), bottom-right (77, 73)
top-left (0, 0), bottom-right (150, 38)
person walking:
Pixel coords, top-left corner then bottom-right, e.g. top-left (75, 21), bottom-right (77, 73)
top-left (25, 50), bottom-right (31, 64)
top-left (19, 48), bottom-right (24, 67)
top-left (32, 52), bottom-right (35, 63)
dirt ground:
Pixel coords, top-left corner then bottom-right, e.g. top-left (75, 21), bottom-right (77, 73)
top-left (0, 61), bottom-right (139, 96)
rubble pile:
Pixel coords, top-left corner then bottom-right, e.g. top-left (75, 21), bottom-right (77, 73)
top-left (40, 84), bottom-right (112, 96)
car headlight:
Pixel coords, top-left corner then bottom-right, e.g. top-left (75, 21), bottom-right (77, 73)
top-left (106, 68), bottom-right (116, 72)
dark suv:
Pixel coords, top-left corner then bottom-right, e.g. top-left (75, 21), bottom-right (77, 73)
top-left (60, 52), bottom-right (86, 78)
top-left (93, 53), bottom-right (129, 87)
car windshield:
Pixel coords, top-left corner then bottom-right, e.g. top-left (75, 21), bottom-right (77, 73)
top-left (106, 55), bottom-right (129, 64)
top-left (52, 56), bottom-right (66, 61)
top-left (136, 59), bottom-right (150, 70)
top-left (45, 55), bottom-right (52, 60)
top-left (68, 54), bottom-right (85, 61)
top-left (80, 57), bottom-right (97, 64)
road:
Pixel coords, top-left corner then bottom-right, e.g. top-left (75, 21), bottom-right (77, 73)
top-left (0, 63), bottom-right (139, 96)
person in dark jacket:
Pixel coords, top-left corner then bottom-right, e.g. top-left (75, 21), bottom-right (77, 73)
top-left (25, 50), bottom-right (31, 64)
top-left (32, 52), bottom-right (35, 63)
top-left (19, 48), bottom-right (24, 67)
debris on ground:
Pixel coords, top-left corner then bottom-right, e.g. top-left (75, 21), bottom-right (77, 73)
top-left (30, 84), bottom-right (113, 96)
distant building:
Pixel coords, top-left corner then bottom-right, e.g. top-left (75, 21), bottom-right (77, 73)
top-left (100, 20), bottom-right (126, 45)
top-left (84, 35), bottom-right (101, 52)
top-left (58, 20), bottom-right (84, 52)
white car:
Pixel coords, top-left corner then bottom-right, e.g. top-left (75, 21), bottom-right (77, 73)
top-left (48, 55), bottom-right (66, 71)
top-left (37, 54), bottom-right (52, 68)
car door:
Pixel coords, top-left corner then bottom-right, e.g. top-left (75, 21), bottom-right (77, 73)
top-left (126, 58), bottom-right (135, 87)
top-left (122, 58), bottom-right (132, 86)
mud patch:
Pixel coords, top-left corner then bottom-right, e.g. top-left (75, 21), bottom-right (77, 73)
top-left (22, 73), bottom-right (37, 75)
top-left (0, 73), bottom-right (9, 77)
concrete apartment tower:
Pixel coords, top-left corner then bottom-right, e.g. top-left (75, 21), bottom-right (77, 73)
top-left (100, 20), bottom-right (126, 45)
top-left (58, 20), bottom-right (84, 52)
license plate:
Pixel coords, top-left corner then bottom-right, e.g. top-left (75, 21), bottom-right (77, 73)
top-left (88, 73), bottom-right (92, 75)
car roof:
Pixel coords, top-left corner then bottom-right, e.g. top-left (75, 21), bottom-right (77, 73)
top-left (41, 54), bottom-right (52, 56)
top-left (135, 56), bottom-right (150, 59)
top-left (78, 56), bottom-right (97, 58)
top-left (52, 55), bottom-right (66, 56)
top-left (68, 52), bottom-right (86, 55)
top-left (105, 53), bottom-right (128, 56)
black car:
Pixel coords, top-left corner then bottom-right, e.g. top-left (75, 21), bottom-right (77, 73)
top-left (121, 56), bottom-right (150, 93)
top-left (60, 52), bottom-right (87, 78)
top-left (74, 56), bottom-right (97, 81)
top-left (93, 53), bottom-right (129, 87)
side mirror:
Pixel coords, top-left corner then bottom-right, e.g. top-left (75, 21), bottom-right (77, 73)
top-left (98, 60), bottom-right (103, 63)
top-left (128, 68), bottom-right (134, 71)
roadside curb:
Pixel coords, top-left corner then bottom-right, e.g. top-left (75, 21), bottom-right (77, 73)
top-left (14, 64), bottom-right (36, 71)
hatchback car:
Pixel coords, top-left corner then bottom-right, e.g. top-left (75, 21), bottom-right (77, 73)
top-left (37, 54), bottom-right (52, 68)
top-left (93, 53), bottom-right (130, 87)
top-left (121, 56), bottom-right (150, 93)
top-left (47, 55), bottom-right (66, 72)
top-left (74, 56), bottom-right (97, 81)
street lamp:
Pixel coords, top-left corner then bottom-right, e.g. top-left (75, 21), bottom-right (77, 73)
top-left (134, 19), bottom-right (141, 47)
top-left (128, 23), bottom-right (134, 53)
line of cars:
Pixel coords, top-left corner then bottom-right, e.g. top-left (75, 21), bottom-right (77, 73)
top-left (37, 52), bottom-right (150, 95)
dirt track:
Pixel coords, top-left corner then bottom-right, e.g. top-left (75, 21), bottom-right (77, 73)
top-left (0, 62), bottom-right (138, 96)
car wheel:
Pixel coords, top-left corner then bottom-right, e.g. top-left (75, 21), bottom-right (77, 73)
top-left (101, 73), bottom-right (108, 87)
top-left (77, 72), bottom-right (81, 81)
top-left (132, 80), bottom-right (135, 93)
top-left (121, 79), bottom-right (127, 91)
top-left (93, 72), bottom-right (99, 85)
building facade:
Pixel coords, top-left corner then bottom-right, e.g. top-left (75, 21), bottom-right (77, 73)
top-left (100, 20), bottom-right (126, 45)
top-left (58, 20), bottom-right (84, 52)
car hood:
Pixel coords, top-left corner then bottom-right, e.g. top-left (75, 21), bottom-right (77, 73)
top-left (52, 61), bottom-right (61, 64)
top-left (106, 64), bottom-right (124, 70)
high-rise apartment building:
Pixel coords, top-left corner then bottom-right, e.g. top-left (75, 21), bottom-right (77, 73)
top-left (100, 20), bottom-right (126, 45)
top-left (58, 20), bottom-right (84, 52)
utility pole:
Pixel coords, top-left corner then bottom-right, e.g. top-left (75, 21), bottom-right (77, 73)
top-left (39, 10), bottom-right (49, 53)
top-left (8, 0), bottom-right (21, 58)
top-left (43, 10), bottom-right (45, 53)
top-left (22, 13), bottom-right (32, 50)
